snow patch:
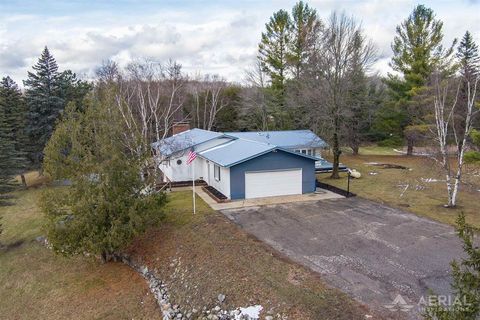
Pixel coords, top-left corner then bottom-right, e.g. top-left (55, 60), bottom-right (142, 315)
top-left (421, 178), bottom-right (444, 183)
top-left (236, 305), bottom-right (263, 320)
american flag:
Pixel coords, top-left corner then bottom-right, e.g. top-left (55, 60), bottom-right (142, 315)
top-left (187, 149), bottom-right (196, 164)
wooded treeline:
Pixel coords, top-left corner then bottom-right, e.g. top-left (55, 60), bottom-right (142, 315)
top-left (1, 2), bottom-right (479, 193)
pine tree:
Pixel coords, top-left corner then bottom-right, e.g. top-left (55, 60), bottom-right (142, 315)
top-left (0, 96), bottom-right (20, 204)
top-left (457, 31), bottom-right (480, 81)
top-left (457, 31), bottom-right (480, 133)
top-left (24, 47), bottom-right (65, 168)
top-left (288, 1), bottom-right (321, 79)
top-left (424, 213), bottom-right (480, 319)
top-left (345, 31), bottom-right (370, 155)
top-left (57, 70), bottom-right (92, 113)
top-left (258, 9), bottom-right (291, 127)
top-left (0, 77), bottom-right (27, 182)
top-left (386, 5), bottom-right (456, 155)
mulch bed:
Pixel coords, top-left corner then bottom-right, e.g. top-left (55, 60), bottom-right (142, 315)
top-left (316, 181), bottom-right (356, 198)
top-left (202, 186), bottom-right (229, 203)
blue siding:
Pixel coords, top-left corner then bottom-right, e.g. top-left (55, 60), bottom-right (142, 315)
top-left (229, 150), bottom-right (316, 200)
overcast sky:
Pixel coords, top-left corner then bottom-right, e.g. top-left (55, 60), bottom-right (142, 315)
top-left (1, 0), bottom-right (479, 86)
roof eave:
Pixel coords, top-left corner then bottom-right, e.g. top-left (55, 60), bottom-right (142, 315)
top-left (154, 133), bottom-right (235, 157)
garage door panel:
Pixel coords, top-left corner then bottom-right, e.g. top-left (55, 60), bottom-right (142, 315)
top-left (245, 169), bottom-right (302, 199)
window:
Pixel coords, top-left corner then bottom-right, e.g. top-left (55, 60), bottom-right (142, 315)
top-left (301, 149), bottom-right (307, 154)
top-left (307, 149), bottom-right (312, 156)
top-left (214, 164), bottom-right (221, 181)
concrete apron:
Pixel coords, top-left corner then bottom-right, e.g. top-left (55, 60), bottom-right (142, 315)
top-left (172, 186), bottom-right (344, 210)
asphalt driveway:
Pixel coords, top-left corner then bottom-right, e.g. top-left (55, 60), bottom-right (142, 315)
top-left (222, 197), bottom-right (463, 319)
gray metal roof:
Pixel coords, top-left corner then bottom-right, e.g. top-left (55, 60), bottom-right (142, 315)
top-left (152, 128), bottom-right (325, 166)
top-left (198, 139), bottom-right (318, 167)
top-left (151, 128), bottom-right (224, 157)
top-left (225, 130), bottom-right (328, 149)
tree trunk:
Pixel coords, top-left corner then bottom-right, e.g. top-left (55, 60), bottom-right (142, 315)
top-left (20, 174), bottom-right (27, 188)
top-left (406, 139), bottom-right (414, 156)
top-left (351, 145), bottom-right (359, 156)
top-left (330, 131), bottom-right (341, 179)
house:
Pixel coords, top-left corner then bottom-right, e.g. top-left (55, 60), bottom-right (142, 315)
top-left (152, 127), bottom-right (341, 200)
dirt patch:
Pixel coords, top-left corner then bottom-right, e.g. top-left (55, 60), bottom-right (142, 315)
top-left (0, 239), bottom-right (24, 252)
top-left (365, 162), bottom-right (409, 170)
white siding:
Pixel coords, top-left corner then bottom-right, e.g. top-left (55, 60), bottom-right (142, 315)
top-left (205, 161), bottom-right (231, 199)
top-left (157, 137), bottom-right (232, 182)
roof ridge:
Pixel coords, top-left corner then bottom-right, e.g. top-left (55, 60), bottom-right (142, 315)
top-left (227, 129), bottom-right (312, 133)
top-left (235, 136), bottom-right (277, 147)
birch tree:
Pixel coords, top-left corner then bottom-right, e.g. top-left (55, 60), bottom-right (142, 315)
top-left (189, 74), bottom-right (230, 130)
top-left (101, 59), bottom-right (187, 160)
top-left (431, 71), bottom-right (479, 207)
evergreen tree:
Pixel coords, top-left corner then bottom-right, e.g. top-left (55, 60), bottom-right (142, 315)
top-left (457, 31), bottom-right (480, 81)
top-left (57, 70), bottom-right (92, 113)
top-left (424, 213), bottom-right (480, 319)
top-left (258, 9), bottom-right (291, 129)
top-left (386, 5), bottom-right (455, 154)
top-left (345, 31), bottom-right (370, 155)
top-left (24, 47), bottom-right (91, 169)
top-left (288, 1), bottom-right (321, 79)
top-left (0, 96), bottom-right (20, 204)
top-left (24, 47), bottom-right (64, 168)
top-left (457, 31), bottom-right (480, 133)
top-left (258, 9), bottom-right (291, 94)
top-left (0, 77), bottom-right (27, 185)
top-left (42, 97), bottom-right (167, 261)
top-left (465, 129), bottom-right (480, 164)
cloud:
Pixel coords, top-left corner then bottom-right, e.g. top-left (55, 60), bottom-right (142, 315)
top-left (0, 0), bottom-right (479, 86)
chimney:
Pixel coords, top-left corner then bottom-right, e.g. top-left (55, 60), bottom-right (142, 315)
top-left (172, 122), bottom-right (190, 135)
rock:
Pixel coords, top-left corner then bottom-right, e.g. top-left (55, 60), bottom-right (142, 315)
top-left (35, 236), bottom-right (46, 243)
top-left (176, 313), bottom-right (182, 319)
top-left (214, 306), bottom-right (221, 312)
top-left (265, 316), bottom-right (274, 320)
top-left (217, 294), bottom-right (226, 303)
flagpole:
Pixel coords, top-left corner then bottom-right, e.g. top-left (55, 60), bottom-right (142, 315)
top-left (192, 159), bottom-right (196, 215)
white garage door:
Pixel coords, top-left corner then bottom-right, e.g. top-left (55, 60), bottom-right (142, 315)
top-left (245, 169), bottom-right (302, 199)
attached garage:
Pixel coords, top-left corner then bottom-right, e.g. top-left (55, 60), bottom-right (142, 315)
top-left (245, 169), bottom-right (302, 199)
top-left (198, 138), bottom-right (318, 200)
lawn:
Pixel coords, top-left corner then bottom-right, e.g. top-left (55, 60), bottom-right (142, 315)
top-left (1, 176), bottom-right (375, 320)
top-left (127, 191), bottom-right (374, 319)
top-left (0, 186), bottom-right (161, 320)
top-left (318, 147), bottom-right (480, 227)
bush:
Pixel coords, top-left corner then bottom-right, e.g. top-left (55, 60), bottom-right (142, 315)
top-left (377, 136), bottom-right (404, 147)
top-left (464, 151), bottom-right (480, 164)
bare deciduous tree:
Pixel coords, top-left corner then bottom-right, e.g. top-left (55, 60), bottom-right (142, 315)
top-left (303, 12), bottom-right (376, 178)
top-left (431, 71), bottom-right (479, 207)
top-left (240, 61), bottom-right (270, 130)
top-left (102, 59), bottom-right (187, 160)
top-left (189, 74), bottom-right (229, 131)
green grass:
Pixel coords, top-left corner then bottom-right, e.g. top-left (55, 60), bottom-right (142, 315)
top-left (0, 187), bottom-right (161, 320)
top-left (318, 153), bottom-right (480, 227)
top-left (164, 192), bottom-right (214, 226)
